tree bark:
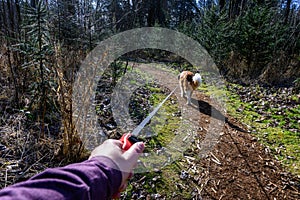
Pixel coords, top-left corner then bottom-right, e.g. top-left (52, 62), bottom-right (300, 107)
top-left (219, 0), bottom-right (225, 11)
top-left (285, 0), bottom-right (292, 24)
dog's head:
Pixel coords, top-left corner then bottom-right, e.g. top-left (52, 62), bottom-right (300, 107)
top-left (186, 74), bottom-right (193, 82)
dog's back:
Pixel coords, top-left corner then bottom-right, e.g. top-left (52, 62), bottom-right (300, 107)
top-left (179, 71), bottom-right (202, 104)
top-left (179, 71), bottom-right (195, 91)
top-left (179, 71), bottom-right (194, 81)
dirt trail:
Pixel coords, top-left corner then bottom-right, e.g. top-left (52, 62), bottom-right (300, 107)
top-left (135, 63), bottom-right (300, 199)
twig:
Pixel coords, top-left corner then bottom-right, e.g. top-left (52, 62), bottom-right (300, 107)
top-left (210, 152), bottom-right (221, 165)
top-left (17, 153), bottom-right (49, 180)
top-left (5, 168), bottom-right (8, 187)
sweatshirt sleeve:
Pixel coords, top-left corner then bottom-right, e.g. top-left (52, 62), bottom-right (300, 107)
top-left (0, 156), bottom-right (122, 200)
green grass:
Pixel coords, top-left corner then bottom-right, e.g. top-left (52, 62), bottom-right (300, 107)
top-left (124, 64), bottom-right (298, 196)
top-left (94, 62), bottom-right (193, 198)
top-left (224, 84), bottom-right (300, 175)
top-left (123, 70), bottom-right (193, 199)
top-left (125, 164), bottom-right (193, 199)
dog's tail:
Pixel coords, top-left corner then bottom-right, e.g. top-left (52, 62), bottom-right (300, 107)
top-left (193, 73), bottom-right (202, 87)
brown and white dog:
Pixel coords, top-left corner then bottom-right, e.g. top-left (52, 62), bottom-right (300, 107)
top-left (178, 71), bottom-right (202, 105)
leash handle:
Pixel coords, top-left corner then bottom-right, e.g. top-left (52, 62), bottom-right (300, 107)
top-left (119, 133), bottom-right (141, 151)
top-left (113, 134), bottom-right (141, 199)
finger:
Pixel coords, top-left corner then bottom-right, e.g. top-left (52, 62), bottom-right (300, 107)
top-left (123, 142), bottom-right (144, 164)
top-left (128, 171), bottom-right (133, 179)
top-left (89, 139), bottom-right (123, 160)
top-left (112, 182), bottom-right (128, 199)
top-left (106, 139), bottom-right (124, 152)
top-left (119, 182), bottom-right (128, 191)
top-left (109, 139), bottom-right (123, 147)
top-left (112, 192), bottom-right (121, 199)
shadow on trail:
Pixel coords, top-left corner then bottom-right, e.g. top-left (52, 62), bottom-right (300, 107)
top-left (190, 98), bottom-right (248, 133)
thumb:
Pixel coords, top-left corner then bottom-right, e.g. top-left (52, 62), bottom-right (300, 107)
top-left (123, 142), bottom-right (145, 164)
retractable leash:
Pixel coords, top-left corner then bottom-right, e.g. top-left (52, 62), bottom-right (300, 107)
top-left (119, 86), bottom-right (178, 150)
top-left (119, 133), bottom-right (140, 151)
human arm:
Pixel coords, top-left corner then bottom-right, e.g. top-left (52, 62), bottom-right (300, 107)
top-left (0, 139), bottom-right (144, 200)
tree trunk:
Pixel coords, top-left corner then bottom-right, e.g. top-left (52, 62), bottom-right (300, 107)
top-left (30, 0), bottom-right (37, 8)
top-left (219, 0), bottom-right (225, 11)
top-left (147, 0), bottom-right (166, 26)
top-left (285, 0), bottom-right (292, 24)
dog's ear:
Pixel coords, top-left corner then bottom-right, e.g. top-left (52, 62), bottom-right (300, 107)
top-left (186, 74), bottom-right (193, 82)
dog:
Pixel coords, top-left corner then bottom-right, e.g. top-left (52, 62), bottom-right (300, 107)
top-left (178, 71), bottom-right (202, 105)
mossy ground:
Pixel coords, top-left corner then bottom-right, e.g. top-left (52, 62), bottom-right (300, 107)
top-left (124, 80), bottom-right (193, 199)
top-left (222, 84), bottom-right (300, 175)
top-left (121, 64), bottom-right (300, 199)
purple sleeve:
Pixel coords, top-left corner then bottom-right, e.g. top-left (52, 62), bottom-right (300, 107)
top-left (0, 156), bottom-right (122, 200)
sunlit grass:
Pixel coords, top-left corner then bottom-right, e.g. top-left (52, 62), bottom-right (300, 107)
top-left (123, 69), bottom-right (192, 199)
top-left (223, 84), bottom-right (300, 175)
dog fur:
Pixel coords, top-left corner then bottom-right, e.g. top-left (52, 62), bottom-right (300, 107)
top-left (178, 71), bottom-right (202, 105)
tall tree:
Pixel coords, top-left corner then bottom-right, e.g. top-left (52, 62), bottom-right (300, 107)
top-left (19, 0), bottom-right (54, 136)
top-left (0, 0), bottom-right (22, 105)
top-left (219, 0), bottom-right (225, 11)
top-left (147, 0), bottom-right (167, 26)
top-left (285, 0), bottom-right (292, 24)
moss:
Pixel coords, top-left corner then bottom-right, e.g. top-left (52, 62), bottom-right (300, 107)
top-left (219, 83), bottom-right (300, 175)
top-left (123, 68), bottom-right (193, 199)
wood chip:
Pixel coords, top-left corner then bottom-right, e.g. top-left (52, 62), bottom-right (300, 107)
top-left (211, 187), bottom-right (217, 193)
top-left (211, 158), bottom-right (221, 165)
top-left (210, 152), bottom-right (221, 165)
top-left (184, 156), bottom-right (196, 160)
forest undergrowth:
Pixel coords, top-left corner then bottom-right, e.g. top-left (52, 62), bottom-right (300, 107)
top-left (0, 0), bottom-right (300, 198)
top-left (0, 61), bottom-right (300, 199)
top-left (225, 84), bottom-right (300, 175)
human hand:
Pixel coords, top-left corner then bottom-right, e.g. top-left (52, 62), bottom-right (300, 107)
top-left (89, 139), bottom-right (144, 197)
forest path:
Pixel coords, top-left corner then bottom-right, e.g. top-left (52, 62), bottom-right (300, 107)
top-left (135, 62), bottom-right (299, 200)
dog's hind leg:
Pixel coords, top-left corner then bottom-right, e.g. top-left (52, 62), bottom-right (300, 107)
top-left (179, 80), bottom-right (184, 97)
top-left (186, 90), bottom-right (192, 105)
